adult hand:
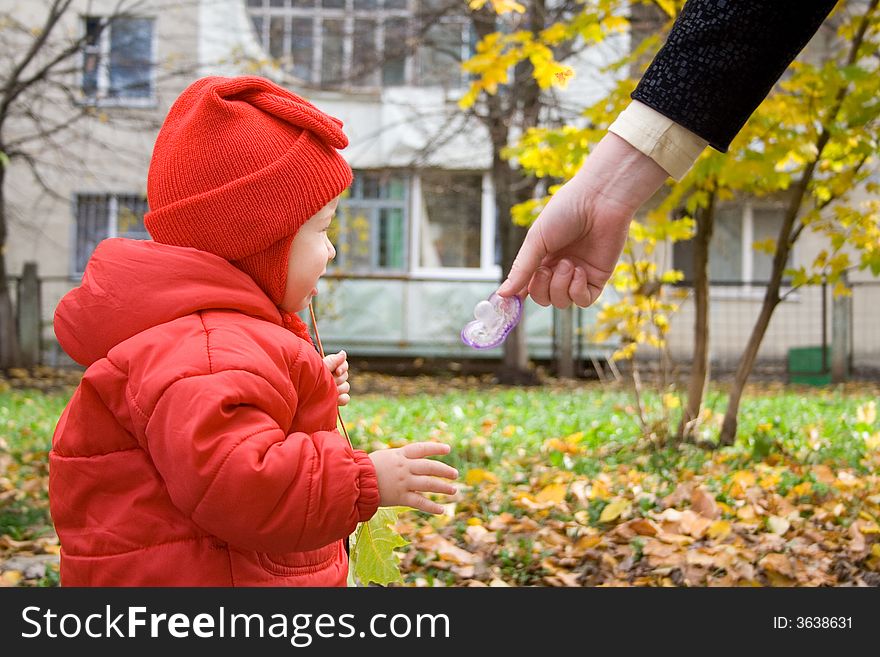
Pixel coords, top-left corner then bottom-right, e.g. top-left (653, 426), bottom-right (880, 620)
top-left (497, 132), bottom-right (670, 308)
top-left (368, 442), bottom-right (458, 515)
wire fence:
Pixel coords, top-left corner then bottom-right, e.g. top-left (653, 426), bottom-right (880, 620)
top-left (664, 279), bottom-right (880, 380)
top-left (7, 270), bottom-right (880, 381)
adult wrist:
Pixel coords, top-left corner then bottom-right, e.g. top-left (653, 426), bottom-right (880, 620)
top-left (573, 131), bottom-right (670, 215)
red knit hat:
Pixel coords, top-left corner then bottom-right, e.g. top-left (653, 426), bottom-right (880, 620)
top-left (144, 76), bottom-right (353, 305)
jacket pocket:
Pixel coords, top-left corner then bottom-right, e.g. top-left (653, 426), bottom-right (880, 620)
top-left (257, 542), bottom-right (340, 576)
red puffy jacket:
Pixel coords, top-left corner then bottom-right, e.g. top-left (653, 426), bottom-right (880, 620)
top-left (50, 238), bottom-right (379, 586)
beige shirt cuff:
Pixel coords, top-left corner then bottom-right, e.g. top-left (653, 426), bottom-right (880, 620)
top-left (608, 100), bottom-right (708, 180)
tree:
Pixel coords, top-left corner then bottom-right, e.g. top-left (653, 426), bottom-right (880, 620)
top-left (717, 0), bottom-right (880, 443)
top-left (491, 0), bottom-right (880, 447)
top-left (0, 0), bottom-right (199, 370)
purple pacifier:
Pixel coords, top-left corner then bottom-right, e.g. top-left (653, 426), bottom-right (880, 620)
top-left (461, 293), bottom-right (523, 349)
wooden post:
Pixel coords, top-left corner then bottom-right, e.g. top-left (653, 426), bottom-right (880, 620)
top-left (831, 274), bottom-right (851, 383)
top-left (16, 261), bottom-right (41, 368)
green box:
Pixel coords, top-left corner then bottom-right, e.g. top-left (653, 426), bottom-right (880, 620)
top-left (788, 346), bottom-right (831, 385)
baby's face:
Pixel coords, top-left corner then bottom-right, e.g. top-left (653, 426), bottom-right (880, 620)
top-left (280, 196), bottom-right (339, 313)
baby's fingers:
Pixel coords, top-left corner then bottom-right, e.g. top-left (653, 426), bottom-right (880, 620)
top-left (411, 459), bottom-right (458, 480)
top-left (404, 492), bottom-right (445, 515)
top-left (402, 442), bottom-right (451, 459)
top-left (411, 476), bottom-right (457, 497)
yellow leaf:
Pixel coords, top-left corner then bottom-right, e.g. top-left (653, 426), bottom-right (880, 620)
top-left (536, 483), bottom-right (568, 504)
top-left (655, 0), bottom-right (677, 18)
top-left (589, 479), bottom-right (610, 500)
top-left (662, 393), bottom-right (680, 410)
top-left (489, 0), bottom-right (526, 14)
top-left (502, 425), bottom-right (517, 437)
top-left (599, 499), bottom-right (630, 523)
top-left (0, 571), bottom-right (23, 586)
top-left (707, 520), bottom-right (732, 540)
top-left (465, 468), bottom-right (498, 486)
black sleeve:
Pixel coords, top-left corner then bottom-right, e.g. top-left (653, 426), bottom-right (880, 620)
top-left (631, 0), bottom-right (839, 152)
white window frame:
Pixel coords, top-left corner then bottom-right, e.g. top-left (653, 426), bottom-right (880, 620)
top-left (245, 0), bottom-right (471, 90)
top-left (247, 0), bottom-right (410, 89)
top-left (410, 171), bottom-right (500, 281)
top-left (332, 170), bottom-right (411, 273)
top-left (79, 15), bottom-right (157, 107)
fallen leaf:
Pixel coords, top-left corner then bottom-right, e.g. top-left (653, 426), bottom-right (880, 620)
top-left (766, 516), bottom-right (791, 535)
top-left (759, 553), bottom-right (796, 584)
top-left (707, 520), bottom-right (732, 540)
top-left (624, 518), bottom-right (659, 536)
top-left (536, 483), bottom-right (568, 504)
top-left (691, 487), bottom-right (720, 519)
top-left (465, 469), bottom-right (498, 486)
top-left (679, 510), bottom-right (712, 538)
top-left (599, 499), bottom-right (630, 523)
top-left (0, 570), bottom-right (23, 587)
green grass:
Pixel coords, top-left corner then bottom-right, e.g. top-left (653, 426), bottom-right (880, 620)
top-left (0, 387), bottom-right (70, 539)
top-left (345, 384), bottom-right (878, 475)
top-left (1, 381), bottom-right (877, 542)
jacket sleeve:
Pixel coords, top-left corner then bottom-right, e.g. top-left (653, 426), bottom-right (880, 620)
top-left (632, 0), bottom-right (838, 152)
top-left (144, 369), bottom-right (380, 553)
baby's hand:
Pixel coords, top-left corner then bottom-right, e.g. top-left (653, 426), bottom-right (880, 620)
top-left (368, 442), bottom-right (458, 515)
top-left (323, 350), bottom-right (350, 406)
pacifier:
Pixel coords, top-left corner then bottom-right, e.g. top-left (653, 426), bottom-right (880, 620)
top-left (461, 293), bottom-right (523, 349)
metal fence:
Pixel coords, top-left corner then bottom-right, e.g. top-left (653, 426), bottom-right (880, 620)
top-left (664, 279), bottom-right (880, 380)
top-left (6, 265), bottom-right (880, 381)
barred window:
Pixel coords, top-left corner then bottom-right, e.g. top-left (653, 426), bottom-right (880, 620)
top-left (74, 194), bottom-right (150, 274)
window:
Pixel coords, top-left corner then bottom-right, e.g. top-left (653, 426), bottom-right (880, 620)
top-left (332, 172), bottom-right (408, 271)
top-left (82, 16), bottom-right (155, 103)
top-left (74, 194), bottom-right (150, 274)
top-left (418, 171), bottom-right (482, 268)
top-left (416, 4), bottom-right (473, 89)
top-left (245, 0), bottom-right (471, 89)
top-left (673, 202), bottom-right (790, 285)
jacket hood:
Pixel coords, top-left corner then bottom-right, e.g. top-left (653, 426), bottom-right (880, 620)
top-left (55, 238), bottom-right (282, 366)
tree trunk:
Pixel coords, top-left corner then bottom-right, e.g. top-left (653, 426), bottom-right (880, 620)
top-left (718, 0), bottom-right (876, 445)
top-left (494, 148), bottom-right (534, 383)
top-left (0, 163), bottom-right (22, 370)
top-left (719, 167), bottom-right (811, 445)
top-left (718, 287), bottom-right (781, 445)
top-left (473, 5), bottom-right (541, 385)
top-left (678, 193), bottom-right (715, 440)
